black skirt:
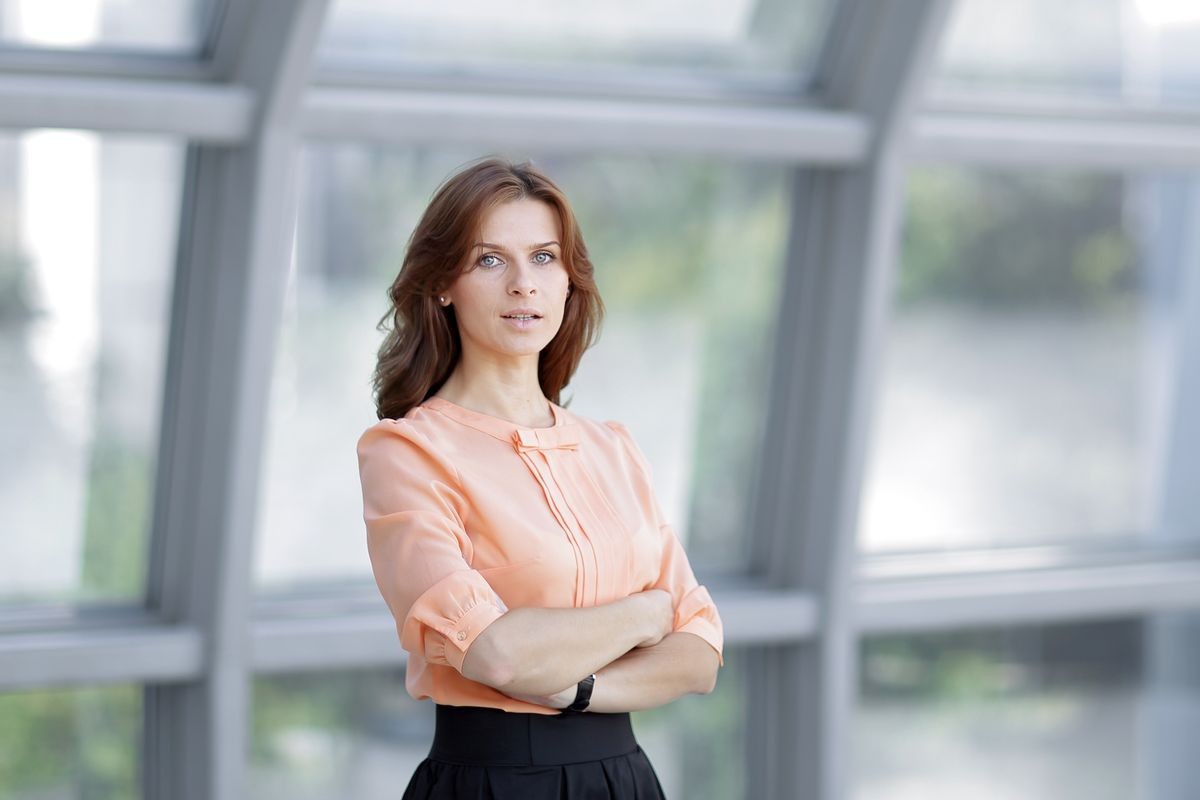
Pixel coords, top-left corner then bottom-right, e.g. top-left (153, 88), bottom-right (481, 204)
top-left (401, 703), bottom-right (668, 799)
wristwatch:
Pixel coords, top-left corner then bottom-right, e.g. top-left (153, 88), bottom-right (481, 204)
top-left (562, 673), bottom-right (596, 713)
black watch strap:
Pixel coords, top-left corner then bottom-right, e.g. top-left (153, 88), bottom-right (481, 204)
top-left (563, 673), bottom-right (596, 713)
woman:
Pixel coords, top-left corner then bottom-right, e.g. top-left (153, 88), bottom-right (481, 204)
top-left (355, 155), bottom-right (724, 799)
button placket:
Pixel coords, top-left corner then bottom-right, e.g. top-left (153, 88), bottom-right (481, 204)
top-left (541, 450), bottom-right (603, 604)
top-left (511, 424), bottom-right (593, 606)
top-left (541, 451), bottom-right (606, 604)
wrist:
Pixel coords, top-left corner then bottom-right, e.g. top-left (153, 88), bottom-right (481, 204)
top-left (627, 594), bottom-right (656, 645)
top-left (560, 673), bottom-right (596, 714)
top-left (555, 685), bottom-right (576, 709)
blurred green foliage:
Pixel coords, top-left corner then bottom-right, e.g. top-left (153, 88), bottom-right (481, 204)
top-left (81, 433), bottom-right (149, 602)
top-left (0, 686), bottom-right (139, 799)
top-left (249, 671), bottom-right (372, 765)
top-left (860, 617), bottom-right (1141, 703)
top-left (899, 167), bottom-right (1140, 311)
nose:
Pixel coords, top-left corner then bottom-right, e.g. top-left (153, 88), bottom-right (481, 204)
top-left (507, 260), bottom-right (538, 295)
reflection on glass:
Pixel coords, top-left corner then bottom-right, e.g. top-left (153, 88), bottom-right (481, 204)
top-left (317, 0), bottom-right (832, 91)
top-left (254, 148), bottom-right (789, 590)
top-left (859, 166), bottom-right (1200, 553)
top-left (0, 130), bottom-right (185, 605)
top-left (250, 653), bottom-right (745, 799)
top-left (0, 684), bottom-right (141, 798)
top-left (935, 0), bottom-right (1200, 105)
top-left (0, 0), bottom-right (214, 54)
top-left (855, 613), bottom-right (1200, 799)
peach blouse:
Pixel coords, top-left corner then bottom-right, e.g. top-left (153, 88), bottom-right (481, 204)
top-left (355, 395), bottom-right (724, 715)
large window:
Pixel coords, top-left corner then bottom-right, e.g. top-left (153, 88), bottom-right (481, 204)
top-left (935, 0), bottom-right (1200, 105)
top-left (855, 613), bottom-right (1200, 799)
top-left (859, 166), bottom-right (1200, 554)
top-left (0, 0), bottom-right (218, 55)
top-left (4, 3), bottom-right (1200, 800)
top-left (0, 130), bottom-right (185, 606)
top-left (317, 0), bottom-right (834, 95)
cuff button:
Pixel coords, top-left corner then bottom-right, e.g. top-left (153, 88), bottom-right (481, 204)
top-left (456, 630), bottom-right (467, 641)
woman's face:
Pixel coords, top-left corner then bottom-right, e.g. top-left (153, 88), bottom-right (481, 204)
top-left (443, 198), bottom-right (571, 366)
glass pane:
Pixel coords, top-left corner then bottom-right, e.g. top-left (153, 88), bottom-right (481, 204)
top-left (934, 0), bottom-right (1200, 105)
top-left (0, 684), bottom-right (142, 798)
top-left (317, 0), bottom-right (833, 92)
top-left (254, 148), bottom-right (791, 591)
top-left (250, 651), bottom-right (746, 798)
top-left (633, 646), bottom-right (747, 799)
top-left (249, 669), bottom-right (434, 797)
top-left (0, 130), bottom-right (185, 604)
top-left (0, 0), bottom-right (216, 55)
top-left (859, 166), bottom-right (1200, 553)
top-left (855, 613), bottom-right (1200, 799)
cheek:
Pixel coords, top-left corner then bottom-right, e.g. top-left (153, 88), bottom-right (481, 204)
top-left (451, 284), bottom-right (495, 330)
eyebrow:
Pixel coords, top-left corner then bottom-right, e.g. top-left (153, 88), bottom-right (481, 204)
top-left (473, 240), bottom-right (560, 251)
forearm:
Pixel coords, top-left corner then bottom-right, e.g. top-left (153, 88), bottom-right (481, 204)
top-left (584, 632), bottom-right (719, 713)
top-left (462, 595), bottom-right (651, 696)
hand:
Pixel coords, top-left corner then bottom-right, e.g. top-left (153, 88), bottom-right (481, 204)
top-left (501, 684), bottom-right (577, 711)
top-left (632, 588), bottom-right (674, 649)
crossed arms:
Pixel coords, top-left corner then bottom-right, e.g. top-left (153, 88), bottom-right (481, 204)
top-left (461, 588), bottom-right (721, 712)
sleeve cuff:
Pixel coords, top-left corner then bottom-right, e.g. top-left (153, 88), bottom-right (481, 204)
top-left (439, 599), bottom-right (507, 673)
top-left (677, 618), bottom-right (725, 667)
top-left (674, 584), bottom-right (725, 667)
top-left (399, 569), bottom-right (508, 675)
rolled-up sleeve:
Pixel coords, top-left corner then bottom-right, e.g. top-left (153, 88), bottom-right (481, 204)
top-left (655, 522), bottom-right (725, 667)
top-left (356, 419), bottom-right (507, 674)
top-left (605, 420), bottom-right (725, 667)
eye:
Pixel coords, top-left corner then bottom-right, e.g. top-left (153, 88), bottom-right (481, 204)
top-left (478, 253), bottom-right (501, 268)
top-left (534, 251), bottom-right (556, 264)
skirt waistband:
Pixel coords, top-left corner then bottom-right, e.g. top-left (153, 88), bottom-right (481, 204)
top-left (429, 704), bottom-right (639, 767)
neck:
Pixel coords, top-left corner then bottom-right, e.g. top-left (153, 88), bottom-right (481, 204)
top-left (435, 373), bottom-right (552, 428)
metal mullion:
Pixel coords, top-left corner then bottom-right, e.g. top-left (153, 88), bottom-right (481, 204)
top-left (927, 87), bottom-right (1200, 121)
top-left (311, 61), bottom-right (811, 106)
top-left (0, 74), bottom-right (252, 141)
top-left (143, 1), bottom-right (330, 798)
top-left (857, 558), bottom-right (1200, 634)
top-left (0, 49), bottom-right (210, 81)
top-left (745, 3), bottom-right (954, 798)
top-left (203, 0), bottom-right (261, 81)
top-left (0, 625), bottom-right (202, 690)
top-left (911, 112), bottom-right (1200, 169)
top-left (301, 87), bottom-right (869, 164)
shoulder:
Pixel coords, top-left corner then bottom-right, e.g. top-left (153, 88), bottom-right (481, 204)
top-left (553, 404), bottom-right (635, 450)
top-left (355, 402), bottom-right (454, 447)
top-left (355, 414), bottom-right (426, 455)
top-left (560, 408), bottom-right (652, 481)
top-left (355, 408), bottom-right (460, 481)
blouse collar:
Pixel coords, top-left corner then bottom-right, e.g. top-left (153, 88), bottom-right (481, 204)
top-left (420, 395), bottom-right (581, 453)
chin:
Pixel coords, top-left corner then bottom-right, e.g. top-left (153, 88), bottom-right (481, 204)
top-left (489, 338), bottom-right (551, 356)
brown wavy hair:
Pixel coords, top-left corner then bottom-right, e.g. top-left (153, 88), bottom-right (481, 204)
top-left (370, 155), bottom-right (605, 421)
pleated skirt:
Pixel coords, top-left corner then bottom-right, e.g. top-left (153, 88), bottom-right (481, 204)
top-left (401, 703), bottom-right (668, 799)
